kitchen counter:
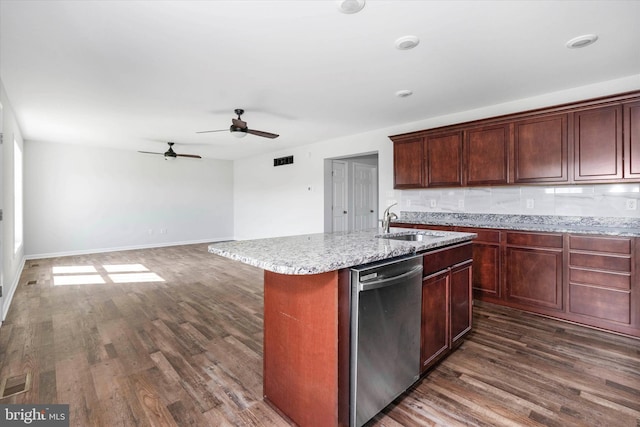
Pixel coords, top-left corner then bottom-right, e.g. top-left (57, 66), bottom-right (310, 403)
top-left (396, 212), bottom-right (640, 237)
top-left (208, 228), bottom-right (476, 275)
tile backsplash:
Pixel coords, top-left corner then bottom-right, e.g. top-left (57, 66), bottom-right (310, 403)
top-left (395, 183), bottom-right (640, 218)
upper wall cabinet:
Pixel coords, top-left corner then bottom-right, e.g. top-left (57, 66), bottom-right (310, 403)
top-left (393, 137), bottom-right (424, 188)
top-left (573, 105), bottom-right (623, 181)
top-left (390, 91), bottom-right (640, 189)
top-left (512, 114), bottom-right (568, 184)
top-left (425, 131), bottom-right (463, 187)
top-left (625, 101), bottom-right (640, 179)
top-left (465, 124), bottom-right (509, 186)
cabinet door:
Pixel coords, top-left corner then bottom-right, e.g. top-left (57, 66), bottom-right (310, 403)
top-left (421, 271), bottom-right (449, 372)
top-left (513, 114), bottom-right (568, 183)
top-left (573, 105), bottom-right (623, 181)
top-left (393, 137), bottom-right (424, 188)
top-left (465, 124), bottom-right (509, 186)
top-left (624, 101), bottom-right (640, 179)
top-left (425, 132), bottom-right (463, 187)
top-left (471, 243), bottom-right (501, 299)
top-left (505, 232), bottom-right (564, 311)
top-left (450, 261), bottom-right (473, 344)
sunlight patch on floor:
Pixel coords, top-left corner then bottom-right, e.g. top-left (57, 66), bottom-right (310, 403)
top-left (51, 264), bottom-right (164, 285)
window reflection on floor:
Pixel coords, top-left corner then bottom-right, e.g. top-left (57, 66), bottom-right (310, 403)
top-left (52, 264), bottom-right (165, 286)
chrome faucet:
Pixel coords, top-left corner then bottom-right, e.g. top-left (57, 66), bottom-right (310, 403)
top-left (381, 203), bottom-right (398, 233)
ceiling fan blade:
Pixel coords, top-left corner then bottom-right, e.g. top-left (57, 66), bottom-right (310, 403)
top-left (176, 154), bottom-right (202, 159)
top-left (138, 151), bottom-right (164, 155)
top-left (246, 129), bottom-right (279, 139)
top-left (232, 118), bottom-right (248, 129)
top-left (196, 129), bottom-right (228, 134)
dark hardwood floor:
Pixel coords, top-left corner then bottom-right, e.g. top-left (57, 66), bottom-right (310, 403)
top-left (0, 243), bottom-right (638, 426)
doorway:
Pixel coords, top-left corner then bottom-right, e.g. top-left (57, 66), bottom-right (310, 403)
top-left (324, 153), bottom-right (378, 233)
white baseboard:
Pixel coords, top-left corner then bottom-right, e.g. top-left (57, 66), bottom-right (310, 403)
top-left (2, 255), bottom-right (26, 323)
top-left (24, 237), bottom-right (234, 260)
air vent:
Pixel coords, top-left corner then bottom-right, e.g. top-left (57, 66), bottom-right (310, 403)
top-left (274, 155), bottom-right (294, 167)
top-left (0, 372), bottom-right (31, 399)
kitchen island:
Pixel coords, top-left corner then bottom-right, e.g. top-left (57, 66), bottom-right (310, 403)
top-left (208, 228), bottom-right (476, 427)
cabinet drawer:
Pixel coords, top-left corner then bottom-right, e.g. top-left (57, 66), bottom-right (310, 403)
top-left (569, 235), bottom-right (631, 254)
top-left (569, 284), bottom-right (631, 324)
top-left (569, 252), bottom-right (631, 272)
top-left (569, 267), bottom-right (630, 290)
top-left (506, 232), bottom-right (563, 249)
top-left (423, 243), bottom-right (472, 277)
top-left (456, 227), bottom-right (501, 243)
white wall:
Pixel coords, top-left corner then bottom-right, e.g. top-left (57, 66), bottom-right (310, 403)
top-left (234, 75), bottom-right (640, 239)
top-left (24, 141), bottom-right (234, 257)
top-left (1, 79), bottom-right (26, 321)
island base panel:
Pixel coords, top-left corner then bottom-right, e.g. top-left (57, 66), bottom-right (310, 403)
top-left (263, 270), bottom-right (349, 427)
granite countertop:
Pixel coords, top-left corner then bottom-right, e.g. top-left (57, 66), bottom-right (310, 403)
top-left (395, 212), bottom-right (640, 237)
top-left (208, 228), bottom-right (476, 275)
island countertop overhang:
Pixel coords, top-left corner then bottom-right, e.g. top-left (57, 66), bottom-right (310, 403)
top-left (208, 228), bottom-right (477, 275)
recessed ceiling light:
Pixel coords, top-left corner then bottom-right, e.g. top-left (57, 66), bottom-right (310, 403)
top-left (566, 34), bottom-right (598, 49)
top-left (336, 0), bottom-right (365, 14)
top-left (395, 36), bottom-right (420, 50)
top-left (395, 90), bottom-right (413, 98)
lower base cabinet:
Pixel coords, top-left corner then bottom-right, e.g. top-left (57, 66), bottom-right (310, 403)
top-left (394, 222), bottom-right (640, 338)
top-left (420, 243), bottom-right (473, 373)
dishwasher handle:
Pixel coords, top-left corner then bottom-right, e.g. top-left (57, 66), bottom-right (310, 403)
top-left (358, 265), bottom-right (423, 292)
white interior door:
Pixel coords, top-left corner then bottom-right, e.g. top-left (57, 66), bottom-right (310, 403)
top-left (353, 163), bottom-right (378, 231)
top-left (331, 160), bottom-right (348, 232)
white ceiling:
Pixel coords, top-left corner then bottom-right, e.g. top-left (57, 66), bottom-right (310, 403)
top-left (1, 0), bottom-right (639, 160)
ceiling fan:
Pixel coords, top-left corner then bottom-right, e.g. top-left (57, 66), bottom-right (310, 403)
top-left (138, 142), bottom-right (201, 160)
top-left (197, 109), bottom-right (279, 139)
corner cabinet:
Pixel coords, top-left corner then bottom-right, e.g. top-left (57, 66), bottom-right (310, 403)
top-left (420, 243), bottom-right (472, 373)
top-left (391, 91), bottom-right (640, 188)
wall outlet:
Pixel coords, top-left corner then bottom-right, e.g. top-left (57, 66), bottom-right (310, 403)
top-left (626, 199), bottom-right (637, 210)
top-left (526, 199), bottom-right (535, 209)
top-left (160, 228), bottom-right (167, 234)
top-left (406, 199), bottom-right (411, 207)
top-left (148, 229), bottom-right (153, 235)
top-left (458, 200), bottom-right (464, 209)
top-left (429, 199), bottom-right (437, 208)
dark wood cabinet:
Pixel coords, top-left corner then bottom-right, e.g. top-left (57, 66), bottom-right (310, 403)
top-left (397, 221), bottom-right (640, 338)
top-left (505, 232), bottom-right (564, 311)
top-left (391, 92), bottom-right (640, 188)
top-left (624, 101), bottom-right (640, 178)
top-left (420, 243), bottom-right (472, 373)
top-left (393, 137), bottom-right (424, 188)
top-left (573, 105), bottom-right (623, 181)
top-left (450, 261), bottom-right (473, 343)
top-left (457, 227), bottom-right (502, 301)
top-left (425, 131), bottom-right (463, 187)
top-left (420, 270), bottom-right (449, 370)
top-left (512, 114), bottom-right (568, 183)
top-left (465, 124), bottom-right (509, 185)
top-left (568, 235), bottom-right (633, 326)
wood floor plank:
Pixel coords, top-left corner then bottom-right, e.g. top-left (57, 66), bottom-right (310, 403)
top-left (0, 244), bottom-right (638, 426)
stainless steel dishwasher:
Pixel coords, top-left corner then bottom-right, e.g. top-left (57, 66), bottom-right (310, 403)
top-left (350, 255), bottom-right (423, 427)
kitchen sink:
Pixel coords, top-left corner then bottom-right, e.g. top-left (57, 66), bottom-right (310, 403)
top-left (376, 231), bottom-right (446, 242)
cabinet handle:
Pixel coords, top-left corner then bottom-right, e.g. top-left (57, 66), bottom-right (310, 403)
top-left (343, 211), bottom-right (348, 214)
top-left (370, 209), bottom-right (374, 213)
